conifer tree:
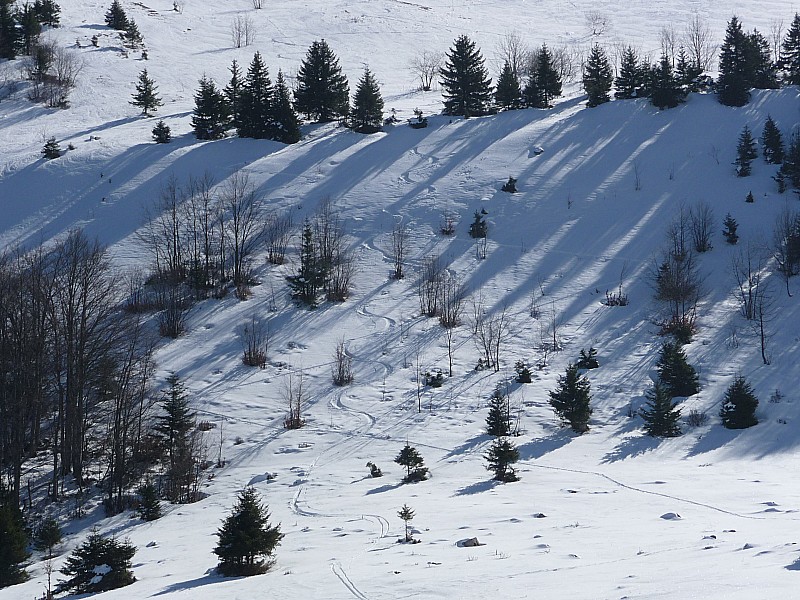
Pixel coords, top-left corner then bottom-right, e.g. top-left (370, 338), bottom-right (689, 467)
top-left (33, 0), bottom-right (60, 28)
top-left (58, 532), bottom-right (135, 594)
top-left (394, 443), bottom-right (428, 483)
top-left (615, 46), bottom-right (644, 99)
top-left (468, 210), bottom-right (488, 238)
top-left (485, 388), bottom-right (511, 436)
top-left (522, 71), bottom-right (541, 108)
top-left (485, 437), bottom-right (519, 482)
top-left (34, 517), bottom-right (62, 557)
top-left (781, 13), bottom-right (800, 85)
top-left (640, 382), bottom-right (682, 437)
top-left (349, 67), bottom-right (384, 133)
top-left (191, 75), bottom-right (229, 140)
top-left (124, 19), bottom-right (143, 47)
top-left (18, 2), bottom-right (41, 56)
top-left (748, 30), bottom-right (777, 89)
top-left (650, 53), bottom-right (684, 109)
top-left (722, 213), bottom-right (739, 245)
top-left (440, 34), bottom-right (493, 117)
top-left (224, 59), bottom-right (244, 130)
top-left (494, 60), bottom-right (521, 110)
top-left (761, 115), bottom-right (784, 164)
top-left (104, 0), bottom-right (128, 30)
top-left (583, 44), bottom-right (613, 107)
top-left (0, 1), bottom-right (18, 60)
top-left (397, 504), bottom-right (416, 542)
top-left (675, 46), bottom-right (701, 91)
top-left (717, 16), bottom-right (751, 106)
top-left (130, 69), bottom-right (162, 116)
top-left (155, 374), bottom-right (196, 502)
top-left (270, 70), bottom-right (301, 144)
top-left (0, 497), bottom-right (29, 588)
top-left (655, 341), bottom-right (699, 397)
top-left (720, 376), bottom-right (758, 429)
top-left (735, 125), bottom-right (757, 177)
top-left (294, 39), bottom-right (349, 122)
top-left (287, 220), bottom-right (323, 306)
top-left (152, 119), bottom-right (171, 143)
top-left (536, 43), bottom-right (562, 107)
top-left (548, 363), bottom-right (592, 433)
top-left (214, 488), bottom-right (283, 576)
top-left (137, 480), bottom-right (161, 521)
top-left (238, 52), bottom-right (273, 139)
top-left (41, 137), bottom-right (61, 159)
top-left (781, 132), bottom-right (800, 188)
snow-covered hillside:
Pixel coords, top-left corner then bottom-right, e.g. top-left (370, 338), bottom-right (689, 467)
top-left (2, 1), bottom-right (800, 599)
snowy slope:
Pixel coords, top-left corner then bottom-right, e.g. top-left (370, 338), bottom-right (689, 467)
top-left (2, 1), bottom-right (800, 599)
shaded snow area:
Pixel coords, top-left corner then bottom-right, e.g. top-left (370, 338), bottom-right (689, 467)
top-left (2, 1), bottom-right (800, 599)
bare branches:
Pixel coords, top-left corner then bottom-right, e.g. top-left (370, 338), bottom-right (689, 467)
top-left (683, 14), bottom-right (717, 72)
top-left (240, 314), bottom-right (268, 367)
top-left (471, 295), bottom-right (510, 372)
top-left (409, 50), bottom-right (443, 91)
top-left (390, 221), bottom-right (409, 280)
top-left (418, 255), bottom-right (444, 317)
top-left (231, 14), bottom-right (256, 48)
top-left (283, 372), bottom-right (307, 429)
top-left (331, 338), bottom-right (354, 386)
top-left (263, 210), bottom-right (293, 266)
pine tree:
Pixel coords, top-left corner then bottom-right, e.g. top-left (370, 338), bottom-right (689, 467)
top-left (615, 46), bottom-right (644, 99)
top-left (394, 443), bottom-right (428, 483)
top-left (151, 119), bottom-right (171, 143)
top-left (640, 382), bottom-right (682, 437)
top-left (722, 213), bottom-right (739, 244)
top-left (494, 61), bottom-right (521, 110)
top-left (576, 347), bottom-right (599, 369)
top-left (650, 53), bottom-right (685, 109)
top-left (124, 19), bottom-right (143, 47)
top-left (781, 13), bottom-right (800, 85)
top-left (271, 70), bottom-right (301, 144)
top-left (0, 0), bottom-right (17, 60)
top-left (104, 0), bottom-right (128, 30)
top-left (675, 46), bottom-right (701, 91)
top-left (18, 2), bottom-right (41, 56)
top-left (224, 59), bottom-right (243, 130)
top-left (130, 69), bottom-right (162, 116)
top-left (548, 363), bottom-right (592, 433)
top-left (583, 44), bottom-right (613, 107)
top-left (294, 39), bottom-right (349, 123)
top-left (58, 532), bottom-right (135, 594)
top-left (349, 67), bottom-right (384, 133)
top-left (761, 115), bottom-right (784, 164)
top-left (41, 137), bottom-right (61, 159)
top-left (33, 0), bottom-right (60, 28)
top-left (238, 52), bottom-right (273, 139)
top-left (137, 480), bottom-right (161, 521)
top-left (718, 16), bottom-right (751, 107)
top-left (155, 374), bottom-right (196, 502)
top-left (214, 488), bottom-right (283, 576)
top-left (748, 30), bottom-right (777, 89)
top-left (536, 43), bottom-right (562, 108)
top-left (485, 388), bottom-right (511, 436)
top-left (522, 71), bottom-right (541, 108)
top-left (720, 376), bottom-right (758, 429)
top-left (34, 517), bottom-right (62, 557)
top-left (735, 125), bottom-right (757, 177)
top-left (287, 220), bottom-right (323, 306)
top-left (781, 131), bottom-right (800, 188)
top-left (191, 75), bottom-right (229, 140)
top-left (440, 34), bottom-right (493, 117)
top-left (655, 341), bottom-right (699, 398)
top-left (485, 437), bottom-right (519, 482)
top-left (397, 504), bottom-right (416, 542)
top-left (468, 210), bottom-right (487, 238)
top-left (0, 497), bottom-right (29, 587)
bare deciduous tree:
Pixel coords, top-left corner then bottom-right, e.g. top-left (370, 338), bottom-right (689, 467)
top-left (731, 243), bottom-right (769, 321)
top-left (772, 206), bottom-right (800, 296)
top-left (418, 255), bottom-right (444, 316)
top-left (326, 244), bottom-right (355, 302)
top-left (495, 32), bottom-right (529, 79)
top-left (471, 295), bottom-right (510, 372)
top-left (390, 221), bottom-right (409, 279)
top-left (263, 210), bottom-right (293, 265)
top-left (231, 14), bottom-right (256, 48)
top-left (331, 338), bottom-right (353, 385)
top-left (252, 0), bottom-right (264, 7)
top-left (683, 14), bottom-right (717, 71)
top-left (439, 273), bottom-right (466, 376)
top-left (690, 200), bottom-right (714, 253)
top-left (770, 19), bottom-right (784, 65)
top-left (660, 24), bottom-right (678, 65)
top-left (240, 314), bottom-right (268, 367)
top-left (220, 172), bottom-right (262, 288)
top-left (409, 50), bottom-right (443, 91)
top-left (584, 10), bottom-right (610, 37)
top-left (283, 372), bottom-right (306, 429)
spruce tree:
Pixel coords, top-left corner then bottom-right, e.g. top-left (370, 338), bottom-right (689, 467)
top-left (294, 39), bottom-right (349, 123)
top-left (214, 488), bottom-right (283, 576)
top-left (615, 46), bottom-right (644, 99)
top-left (191, 75), bottom-right (229, 140)
top-left (41, 137), bottom-right (61, 159)
top-left (781, 13), bottom-right (800, 85)
top-left (18, 2), bottom-right (41, 56)
top-left (548, 363), bottom-right (592, 433)
top-left (782, 132), bottom-right (800, 188)
top-left (152, 119), bottom-right (171, 143)
top-left (104, 0), bottom-right (128, 30)
top-left (720, 376), bottom-right (758, 429)
top-left (735, 125), bottom-right (757, 177)
top-left (675, 46), bottom-right (701, 92)
top-left (583, 44), bottom-right (613, 107)
top-left (440, 34), bottom-right (493, 117)
top-left (33, 0), bottom-right (60, 28)
top-left (576, 347), bottom-right (599, 369)
top-left (124, 19), bottom-right (143, 47)
top-left (34, 517), bottom-right (62, 557)
top-left (536, 43), bottom-right (562, 107)
top-left (485, 437), bottom-right (519, 482)
top-left (522, 72), bottom-right (541, 108)
top-left (287, 220), bottom-right (323, 306)
top-left (0, 1), bottom-right (18, 61)
top-left (761, 115), bottom-right (784, 164)
top-left (137, 480), bottom-right (161, 521)
top-left (397, 504), bottom-right (415, 542)
top-left (650, 53), bottom-right (684, 110)
top-left (494, 60), bottom-right (522, 110)
top-left (349, 67), bottom-right (384, 133)
top-left (155, 374), bottom-right (196, 502)
top-left (468, 210), bottom-right (488, 238)
top-left (271, 70), bottom-right (301, 144)
top-left (717, 16), bottom-right (751, 107)
top-left (394, 443), bottom-right (428, 483)
top-left (746, 29), bottom-right (778, 89)
top-left (238, 52), bottom-right (273, 139)
top-left (722, 213), bottom-right (739, 245)
top-left (130, 69), bottom-right (162, 116)
top-left (655, 341), bottom-right (699, 397)
top-left (224, 59), bottom-right (243, 130)
top-left (640, 382), bottom-right (682, 437)
top-left (0, 497), bottom-right (29, 587)
top-left (58, 532), bottom-right (135, 594)
top-left (485, 388), bottom-right (511, 436)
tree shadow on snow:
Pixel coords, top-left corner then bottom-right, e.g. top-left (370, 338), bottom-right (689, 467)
top-left (453, 479), bottom-right (501, 496)
top-left (601, 434), bottom-right (661, 463)
top-left (152, 570), bottom-right (229, 596)
top-left (517, 429), bottom-right (573, 460)
top-left (365, 482), bottom-right (403, 495)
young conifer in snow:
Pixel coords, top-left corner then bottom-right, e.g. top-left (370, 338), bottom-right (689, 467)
top-left (736, 125), bottom-right (758, 176)
top-left (720, 376), bottom-right (759, 429)
top-left (349, 67), bottom-right (384, 133)
top-left (130, 69), bottom-right (162, 116)
top-left (640, 382), bottom-right (682, 437)
top-left (495, 60), bottom-right (522, 110)
top-left (548, 363), bottom-right (592, 433)
top-left (394, 443), bottom-right (429, 483)
top-left (485, 437), bottom-right (520, 482)
top-left (761, 115), bottom-right (784, 164)
top-left (271, 70), bottom-right (301, 144)
top-left (583, 44), bottom-right (613, 107)
top-left (655, 341), bottom-right (699, 398)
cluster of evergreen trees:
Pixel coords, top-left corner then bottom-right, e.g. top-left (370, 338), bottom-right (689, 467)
top-left (104, 0), bottom-right (143, 47)
top-left (0, 0), bottom-right (60, 60)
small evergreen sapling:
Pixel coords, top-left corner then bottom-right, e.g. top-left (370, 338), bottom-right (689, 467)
top-left (720, 376), bottom-right (759, 429)
top-left (130, 69), bottom-right (162, 116)
top-left (137, 480), bottom-right (161, 521)
top-left (576, 347), bottom-right (599, 369)
top-left (501, 176), bottom-right (518, 193)
top-left (214, 487), bottom-right (283, 576)
top-left (468, 210), bottom-right (488, 238)
top-left (640, 382), bottom-right (682, 437)
top-left (58, 532), bottom-right (135, 594)
top-left (41, 137), bottom-right (61, 159)
top-left (485, 437), bottom-right (519, 482)
top-left (485, 387), bottom-right (511, 436)
top-left (394, 443), bottom-right (429, 483)
top-left (548, 363), bottom-right (592, 433)
top-left (722, 213), bottom-right (739, 244)
top-left (34, 518), bottom-right (62, 557)
top-left (152, 119), bottom-right (171, 143)
top-left (397, 504), bottom-right (416, 542)
top-left (349, 67), bottom-right (384, 134)
top-left (656, 341), bottom-right (699, 398)
top-left (761, 115), bottom-right (784, 164)
top-left (745, 191), bottom-right (755, 203)
top-left (514, 360), bottom-right (532, 383)
top-left (735, 125), bottom-right (757, 177)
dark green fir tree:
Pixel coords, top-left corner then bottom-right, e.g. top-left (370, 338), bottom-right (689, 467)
top-left (722, 213), bottom-right (739, 244)
top-left (440, 34), bottom-right (493, 117)
top-left (152, 119), bottom-right (171, 143)
top-left (349, 67), bottom-right (384, 133)
top-left (34, 517), bottom-right (62, 557)
top-left (270, 70), bottom-right (301, 144)
top-left (287, 220), bottom-right (323, 306)
top-left (0, 1), bottom-right (18, 60)
top-left (780, 131), bottom-right (800, 188)
top-left (640, 382), bottom-right (682, 437)
top-left (720, 375), bottom-right (758, 429)
top-left (536, 43), bottom-right (562, 107)
top-left (548, 363), bottom-right (592, 433)
top-left (761, 115), bottom-right (784, 164)
top-left (58, 532), bottom-right (135, 594)
top-left (224, 59), bottom-right (244, 130)
top-left (0, 496), bottom-right (29, 588)
top-left (238, 52), bottom-right (273, 139)
top-left (137, 480), bottom-right (161, 521)
top-left (130, 69), bottom-right (162, 116)
top-left (394, 443), bottom-right (428, 483)
top-left (485, 387), bottom-right (511, 436)
top-left (294, 39), bottom-right (349, 122)
top-left (735, 125), bottom-right (757, 177)
top-left (717, 16), bottom-right (751, 107)
top-left (33, 0), bottom-right (61, 28)
top-left (746, 29), bottom-right (778, 89)
top-left (191, 75), bottom-right (229, 140)
top-left (656, 341), bottom-right (699, 397)
top-left (583, 44), bottom-right (613, 107)
top-left (485, 437), bottom-right (519, 482)
top-left (781, 13), bottom-right (800, 85)
top-left (494, 60), bottom-right (522, 110)
top-left (615, 46), bottom-right (644, 99)
top-left (650, 53), bottom-right (685, 110)
top-left (104, 0), bottom-right (128, 30)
